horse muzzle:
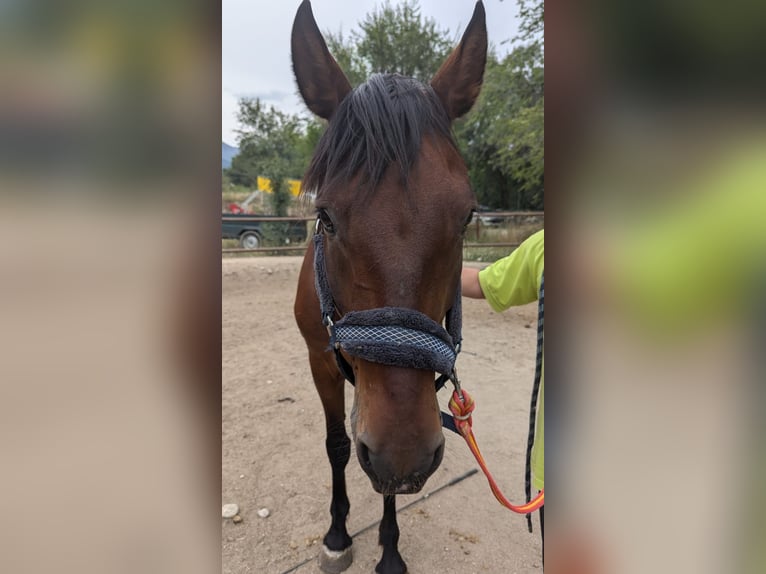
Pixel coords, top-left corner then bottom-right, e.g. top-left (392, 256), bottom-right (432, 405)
top-left (356, 434), bottom-right (445, 495)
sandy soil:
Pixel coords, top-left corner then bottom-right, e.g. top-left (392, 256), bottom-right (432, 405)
top-left (223, 256), bottom-right (542, 574)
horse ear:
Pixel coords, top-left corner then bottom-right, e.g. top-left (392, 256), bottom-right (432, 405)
top-left (291, 0), bottom-right (352, 120)
top-left (430, 1), bottom-right (487, 121)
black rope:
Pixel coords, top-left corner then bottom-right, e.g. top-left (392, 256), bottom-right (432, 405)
top-left (524, 272), bottom-right (544, 533)
top-left (278, 469), bottom-right (479, 574)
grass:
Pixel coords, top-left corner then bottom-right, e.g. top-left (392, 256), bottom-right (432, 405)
top-left (222, 190), bottom-right (252, 203)
top-left (462, 220), bottom-right (543, 263)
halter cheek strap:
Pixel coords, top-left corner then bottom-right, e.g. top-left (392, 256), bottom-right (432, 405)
top-left (312, 232), bottom-right (462, 391)
top-left (314, 227), bottom-right (545, 518)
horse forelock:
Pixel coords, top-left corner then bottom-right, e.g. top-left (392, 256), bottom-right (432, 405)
top-left (303, 73), bottom-right (457, 199)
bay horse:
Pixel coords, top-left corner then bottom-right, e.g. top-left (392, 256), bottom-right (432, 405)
top-left (292, 1), bottom-right (487, 572)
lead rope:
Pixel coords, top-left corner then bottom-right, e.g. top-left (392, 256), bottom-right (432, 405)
top-left (448, 385), bottom-right (545, 514)
top-left (446, 271), bottom-right (545, 517)
top-left (315, 221), bottom-right (544, 516)
top-left (524, 271), bottom-right (544, 531)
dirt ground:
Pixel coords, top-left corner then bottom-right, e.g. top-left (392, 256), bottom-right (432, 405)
top-left (223, 256), bottom-right (542, 574)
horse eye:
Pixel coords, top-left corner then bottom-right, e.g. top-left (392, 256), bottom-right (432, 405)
top-left (318, 209), bottom-right (336, 234)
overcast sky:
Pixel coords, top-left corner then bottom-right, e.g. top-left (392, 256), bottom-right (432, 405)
top-left (222, 0), bottom-right (521, 145)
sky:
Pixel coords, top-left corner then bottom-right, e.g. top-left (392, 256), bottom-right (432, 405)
top-left (222, 0), bottom-right (521, 145)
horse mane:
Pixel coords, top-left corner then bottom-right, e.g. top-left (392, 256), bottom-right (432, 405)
top-left (303, 73), bottom-right (457, 198)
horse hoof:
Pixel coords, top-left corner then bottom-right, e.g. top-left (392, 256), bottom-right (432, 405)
top-left (317, 544), bottom-right (353, 573)
top-left (375, 553), bottom-right (407, 574)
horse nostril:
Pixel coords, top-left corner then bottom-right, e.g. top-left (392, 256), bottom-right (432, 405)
top-left (358, 441), bottom-right (373, 472)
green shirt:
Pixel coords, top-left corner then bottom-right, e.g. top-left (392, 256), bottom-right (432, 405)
top-left (478, 229), bottom-right (545, 490)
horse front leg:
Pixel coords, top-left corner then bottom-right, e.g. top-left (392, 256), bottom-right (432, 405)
top-left (310, 351), bottom-right (354, 573)
top-left (376, 495), bottom-right (407, 574)
top-left (323, 417), bottom-right (352, 553)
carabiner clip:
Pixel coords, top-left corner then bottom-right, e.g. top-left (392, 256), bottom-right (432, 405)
top-left (449, 368), bottom-right (463, 400)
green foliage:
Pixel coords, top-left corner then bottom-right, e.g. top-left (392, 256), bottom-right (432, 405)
top-left (324, 0), bottom-right (545, 210)
top-left (263, 159), bottom-right (291, 217)
top-left (356, 0), bottom-right (453, 82)
top-left (228, 99), bottom-right (307, 191)
top-left (324, 30), bottom-right (369, 87)
top-left (515, 0), bottom-right (544, 43)
top-left (227, 99), bottom-right (326, 216)
top-left (226, 0), bottom-right (545, 213)
top-left (493, 96), bottom-right (543, 207)
top-left (221, 172), bottom-right (254, 211)
top-left (325, 0), bottom-right (452, 86)
top-left (454, 12), bottom-right (544, 210)
top-left (295, 117), bottom-right (326, 168)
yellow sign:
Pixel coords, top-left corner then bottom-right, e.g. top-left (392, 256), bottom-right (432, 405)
top-left (256, 176), bottom-right (302, 197)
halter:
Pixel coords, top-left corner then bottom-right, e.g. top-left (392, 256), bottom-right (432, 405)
top-left (313, 221), bottom-right (544, 517)
top-left (312, 227), bottom-right (462, 394)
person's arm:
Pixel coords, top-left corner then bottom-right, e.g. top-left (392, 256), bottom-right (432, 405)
top-left (467, 230), bottom-right (544, 311)
top-left (461, 267), bottom-right (486, 299)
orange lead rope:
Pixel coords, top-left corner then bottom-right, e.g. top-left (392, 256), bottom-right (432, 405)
top-left (448, 387), bottom-right (545, 514)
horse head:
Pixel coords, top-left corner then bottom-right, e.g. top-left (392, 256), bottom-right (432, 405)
top-left (293, 0), bottom-right (486, 496)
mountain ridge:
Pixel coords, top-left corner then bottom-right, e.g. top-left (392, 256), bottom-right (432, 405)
top-left (222, 142), bottom-right (238, 169)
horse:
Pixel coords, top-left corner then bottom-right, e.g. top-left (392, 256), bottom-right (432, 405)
top-left (292, 1), bottom-right (487, 572)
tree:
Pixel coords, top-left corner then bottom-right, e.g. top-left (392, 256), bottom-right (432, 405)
top-left (324, 30), bottom-right (368, 87)
top-left (324, 0), bottom-right (544, 209)
top-left (455, 1), bottom-right (544, 209)
top-left (515, 0), bottom-right (544, 44)
top-left (490, 44), bottom-right (543, 208)
top-left (226, 0), bottom-right (545, 213)
top-left (325, 0), bottom-right (453, 86)
top-left (227, 98), bottom-right (316, 215)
